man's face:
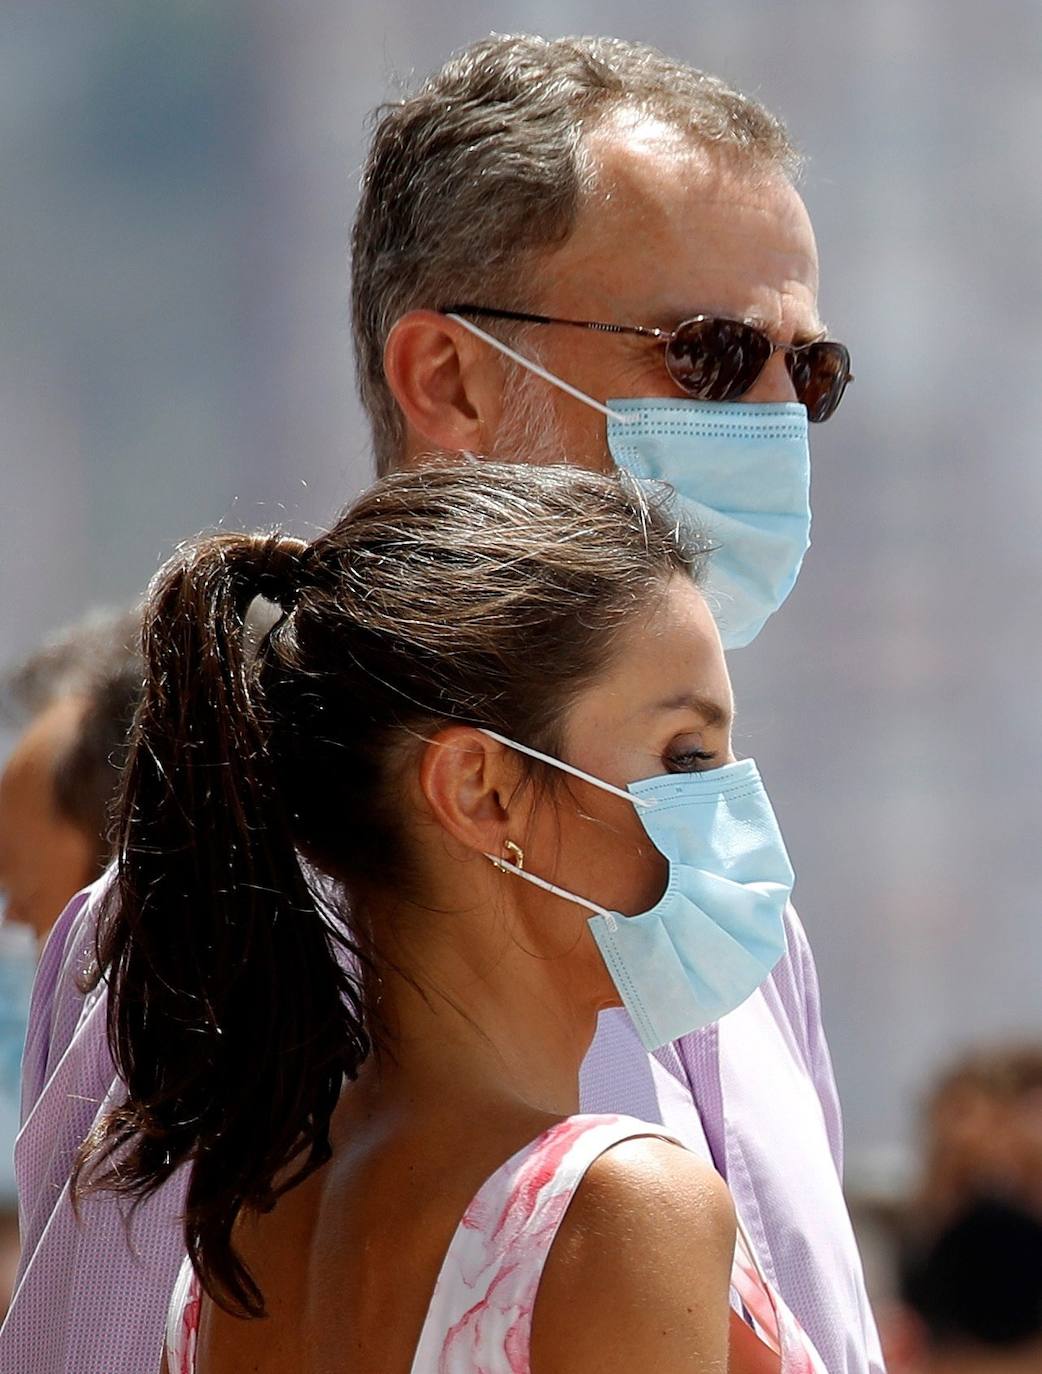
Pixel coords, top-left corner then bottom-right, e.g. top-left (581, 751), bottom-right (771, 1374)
top-left (0, 697), bottom-right (96, 946)
top-left (494, 111), bottom-right (823, 470)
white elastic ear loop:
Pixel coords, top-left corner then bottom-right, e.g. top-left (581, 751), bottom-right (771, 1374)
top-left (480, 727), bottom-right (653, 809)
top-left (484, 852), bottom-right (619, 932)
top-left (447, 313), bottom-right (637, 425)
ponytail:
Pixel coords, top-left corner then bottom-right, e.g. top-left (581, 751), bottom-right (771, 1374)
top-left (76, 533), bottom-right (369, 1317)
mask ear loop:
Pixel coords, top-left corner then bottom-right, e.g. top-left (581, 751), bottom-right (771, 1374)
top-left (447, 314), bottom-right (637, 425)
top-left (485, 852), bottom-right (619, 933)
top-left (480, 727), bottom-right (654, 935)
top-left (479, 727), bottom-right (654, 810)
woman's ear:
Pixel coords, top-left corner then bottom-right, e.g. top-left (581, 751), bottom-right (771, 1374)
top-left (418, 725), bottom-right (529, 859)
top-left (383, 311), bottom-right (507, 461)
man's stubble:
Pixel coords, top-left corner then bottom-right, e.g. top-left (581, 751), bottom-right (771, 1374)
top-left (489, 359), bottom-right (570, 469)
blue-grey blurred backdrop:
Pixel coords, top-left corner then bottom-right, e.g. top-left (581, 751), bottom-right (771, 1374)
top-left (3, 0), bottom-right (1041, 1195)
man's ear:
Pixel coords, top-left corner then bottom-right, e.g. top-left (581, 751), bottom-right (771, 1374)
top-left (383, 310), bottom-right (506, 460)
top-left (417, 724), bottom-right (528, 860)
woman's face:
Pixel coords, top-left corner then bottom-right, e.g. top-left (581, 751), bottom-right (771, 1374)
top-left (524, 573), bottom-right (735, 923)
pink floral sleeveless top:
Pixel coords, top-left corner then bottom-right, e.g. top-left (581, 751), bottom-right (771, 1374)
top-left (165, 1113), bottom-right (827, 1373)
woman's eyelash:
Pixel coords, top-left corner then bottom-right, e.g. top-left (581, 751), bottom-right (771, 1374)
top-left (666, 748), bottom-right (716, 771)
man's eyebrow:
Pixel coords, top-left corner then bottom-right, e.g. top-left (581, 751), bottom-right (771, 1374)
top-left (644, 692), bottom-right (731, 727)
top-left (651, 309), bottom-right (831, 347)
top-left (792, 320), bottom-right (829, 346)
top-left (742, 313), bottom-right (829, 346)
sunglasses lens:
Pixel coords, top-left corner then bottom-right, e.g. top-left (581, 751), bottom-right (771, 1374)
top-left (665, 319), bottom-right (772, 402)
top-left (789, 342), bottom-right (851, 422)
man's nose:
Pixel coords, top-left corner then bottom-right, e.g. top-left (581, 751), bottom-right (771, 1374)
top-left (740, 350), bottom-right (797, 405)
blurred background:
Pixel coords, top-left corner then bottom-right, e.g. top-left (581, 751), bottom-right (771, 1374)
top-left (2, 0), bottom-right (1041, 1312)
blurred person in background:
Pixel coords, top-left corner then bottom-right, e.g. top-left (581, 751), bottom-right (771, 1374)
top-left (0, 609), bottom-right (140, 1321)
top-left (3, 36), bottom-right (875, 1374)
top-left (885, 1046), bottom-right (1042, 1373)
top-left (0, 609), bottom-right (141, 950)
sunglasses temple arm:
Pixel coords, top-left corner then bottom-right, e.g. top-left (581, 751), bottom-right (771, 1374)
top-left (447, 314), bottom-right (637, 425)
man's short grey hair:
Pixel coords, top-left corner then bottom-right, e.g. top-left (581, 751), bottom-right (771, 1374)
top-left (351, 33), bottom-right (801, 476)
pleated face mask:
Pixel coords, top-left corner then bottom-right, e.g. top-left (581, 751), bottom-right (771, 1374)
top-left (605, 399), bottom-right (810, 649)
top-left (483, 730), bottom-right (793, 1051)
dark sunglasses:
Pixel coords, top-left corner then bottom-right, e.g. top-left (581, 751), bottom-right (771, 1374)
top-left (444, 304), bottom-right (853, 423)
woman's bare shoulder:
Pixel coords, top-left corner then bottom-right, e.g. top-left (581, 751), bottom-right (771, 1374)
top-left (531, 1135), bottom-right (735, 1374)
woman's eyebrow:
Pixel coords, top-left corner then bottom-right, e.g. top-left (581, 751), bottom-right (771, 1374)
top-left (646, 692), bottom-right (731, 727)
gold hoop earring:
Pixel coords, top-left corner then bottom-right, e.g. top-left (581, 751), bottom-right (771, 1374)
top-left (503, 839), bottom-right (525, 871)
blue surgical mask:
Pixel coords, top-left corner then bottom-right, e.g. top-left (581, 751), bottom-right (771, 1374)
top-left (607, 399), bottom-right (810, 649)
top-left (481, 730), bottom-right (793, 1051)
top-left (449, 314), bottom-right (812, 650)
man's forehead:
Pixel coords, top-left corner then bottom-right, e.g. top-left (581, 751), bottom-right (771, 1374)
top-left (585, 106), bottom-right (709, 166)
top-left (541, 118), bottom-right (821, 336)
top-left (583, 107), bottom-right (788, 199)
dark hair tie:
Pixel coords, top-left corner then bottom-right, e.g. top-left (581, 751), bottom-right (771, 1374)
top-left (253, 535), bottom-right (316, 609)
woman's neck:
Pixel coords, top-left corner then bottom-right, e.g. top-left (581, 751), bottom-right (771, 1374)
top-left (357, 893), bottom-right (606, 1123)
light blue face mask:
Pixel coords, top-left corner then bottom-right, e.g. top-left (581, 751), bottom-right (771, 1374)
top-left (450, 315), bottom-right (812, 649)
top-left (606, 399), bottom-right (810, 649)
top-left (482, 730), bottom-right (793, 1052)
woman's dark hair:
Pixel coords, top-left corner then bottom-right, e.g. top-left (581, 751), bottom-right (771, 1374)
top-left (76, 461), bottom-right (705, 1316)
